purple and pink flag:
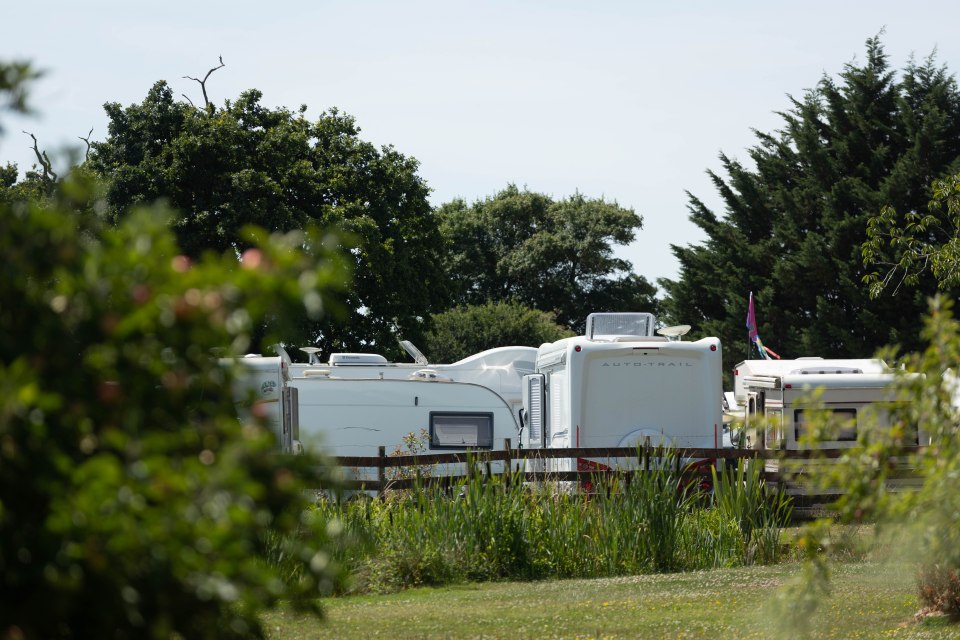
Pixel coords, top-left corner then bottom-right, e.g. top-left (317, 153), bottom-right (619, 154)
top-left (746, 292), bottom-right (779, 360)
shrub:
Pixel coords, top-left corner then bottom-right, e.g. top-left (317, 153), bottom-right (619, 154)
top-left (0, 178), bottom-right (350, 639)
top-left (783, 297), bottom-right (960, 622)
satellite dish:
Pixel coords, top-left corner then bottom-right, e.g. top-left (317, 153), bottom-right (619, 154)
top-left (299, 346), bottom-right (322, 365)
top-left (656, 325), bottom-right (691, 341)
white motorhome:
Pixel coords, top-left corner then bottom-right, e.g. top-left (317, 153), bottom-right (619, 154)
top-left (732, 357), bottom-right (918, 450)
top-left (228, 344), bottom-right (537, 469)
top-left (521, 312), bottom-right (724, 476)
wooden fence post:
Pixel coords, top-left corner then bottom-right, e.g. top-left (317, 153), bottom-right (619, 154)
top-left (504, 438), bottom-right (512, 483)
top-left (642, 435), bottom-right (651, 472)
top-left (377, 445), bottom-right (386, 498)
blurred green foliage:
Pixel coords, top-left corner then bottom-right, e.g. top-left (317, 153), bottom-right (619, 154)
top-left (0, 167), bottom-right (352, 638)
top-left (0, 60), bottom-right (41, 131)
top-left (864, 173), bottom-right (960, 298)
top-left (779, 297), bottom-right (960, 628)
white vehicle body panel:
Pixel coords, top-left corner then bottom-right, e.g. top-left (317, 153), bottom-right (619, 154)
top-left (290, 377), bottom-right (517, 458)
top-left (228, 347), bottom-right (533, 477)
top-left (523, 314), bottom-right (724, 474)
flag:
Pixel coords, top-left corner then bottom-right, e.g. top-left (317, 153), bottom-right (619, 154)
top-left (746, 291), bottom-right (758, 342)
top-left (745, 292), bottom-right (771, 360)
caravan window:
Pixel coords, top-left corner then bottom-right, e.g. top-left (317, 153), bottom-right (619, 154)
top-left (429, 412), bottom-right (494, 449)
top-left (794, 409), bottom-right (857, 442)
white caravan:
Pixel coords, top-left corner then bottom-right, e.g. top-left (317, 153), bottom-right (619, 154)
top-left (228, 344), bottom-right (537, 470)
top-left (732, 357), bottom-right (920, 450)
top-left (289, 342), bottom-right (536, 420)
top-left (223, 353), bottom-right (301, 453)
top-left (521, 312), bottom-right (724, 475)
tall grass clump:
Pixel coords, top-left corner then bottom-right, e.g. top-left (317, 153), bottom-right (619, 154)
top-left (711, 458), bottom-right (793, 564)
top-left (681, 507), bottom-right (747, 569)
top-left (281, 450), bottom-right (795, 594)
top-left (584, 450), bottom-right (698, 573)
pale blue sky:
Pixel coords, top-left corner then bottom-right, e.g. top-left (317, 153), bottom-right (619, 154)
top-left (4, 1), bottom-right (959, 286)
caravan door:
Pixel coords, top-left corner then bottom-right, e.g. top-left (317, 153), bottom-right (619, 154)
top-left (745, 387), bottom-right (787, 451)
top-left (521, 374), bottom-right (546, 449)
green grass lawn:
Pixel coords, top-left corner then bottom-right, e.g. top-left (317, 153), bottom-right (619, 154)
top-left (262, 560), bottom-right (958, 639)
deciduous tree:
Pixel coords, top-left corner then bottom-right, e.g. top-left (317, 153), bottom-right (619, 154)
top-left (89, 81), bottom-right (448, 357)
top-left (422, 301), bottom-right (573, 363)
top-left (864, 172), bottom-right (960, 295)
top-left (437, 184), bottom-right (657, 332)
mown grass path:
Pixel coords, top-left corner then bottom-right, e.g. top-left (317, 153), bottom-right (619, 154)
top-left (263, 561), bottom-right (957, 639)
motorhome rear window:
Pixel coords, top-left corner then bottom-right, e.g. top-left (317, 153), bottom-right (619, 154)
top-left (794, 409), bottom-right (857, 442)
top-left (429, 412), bottom-right (494, 449)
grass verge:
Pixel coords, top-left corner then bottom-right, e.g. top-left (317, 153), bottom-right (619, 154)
top-left (262, 560), bottom-right (956, 639)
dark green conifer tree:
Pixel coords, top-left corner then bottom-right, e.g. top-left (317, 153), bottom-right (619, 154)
top-left (661, 37), bottom-right (960, 376)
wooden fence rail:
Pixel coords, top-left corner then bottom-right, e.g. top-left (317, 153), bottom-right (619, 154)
top-left (324, 439), bottom-right (923, 500)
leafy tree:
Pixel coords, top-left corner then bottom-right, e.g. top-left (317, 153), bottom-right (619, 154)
top-left (437, 184), bottom-right (658, 332)
top-left (864, 172), bottom-right (960, 295)
top-left (661, 37), bottom-right (960, 375)
top-left (1, 158), bottom-right (88, 205)
top-left (88, 81), bottom-right (449, 358)
top-left (1, 163), bottom-right (35, 201)
top-left (0, 162), bottom-right (18, 194)
top-left (0, 166), bottom-right (352, 638)
top-left (422, 301), bottom-right (573, 363)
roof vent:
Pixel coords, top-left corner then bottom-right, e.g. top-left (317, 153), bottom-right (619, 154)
top-left (409, 369), bottom-right (451, 382)
top-left (586, 312), bottom-right (657, 340)
top-left (791, 367), bottom-right (863, 375)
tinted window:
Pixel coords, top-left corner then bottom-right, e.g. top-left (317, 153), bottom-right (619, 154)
top-left (794, 408), bottom-right (857, 442)
top-left (429, 412), bottom-right (494, 449)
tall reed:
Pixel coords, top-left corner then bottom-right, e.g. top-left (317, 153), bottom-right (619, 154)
top-left (710, 458), bottom-right (793, 564)
top-left (295, 453), bottom-right (794, 594)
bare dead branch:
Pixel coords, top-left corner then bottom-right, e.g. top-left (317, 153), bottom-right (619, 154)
top-left (183, 55), bottom-right (225, 112)
top-left (23, 130), bottom-right (57, 181)
top-left (78, 127), bottom-right (94, 162)
top-left (181, 93), bottom-right (196, 108)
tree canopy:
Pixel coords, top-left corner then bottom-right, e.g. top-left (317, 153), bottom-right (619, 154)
top-left (422, 301), bottom-right (573, 363)
top-left (660, 37), bottom-right (960, 375)
top-left (436, 184), bottom-right (657, 332)
top-left (88, 81), bottom-right (449, 358)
